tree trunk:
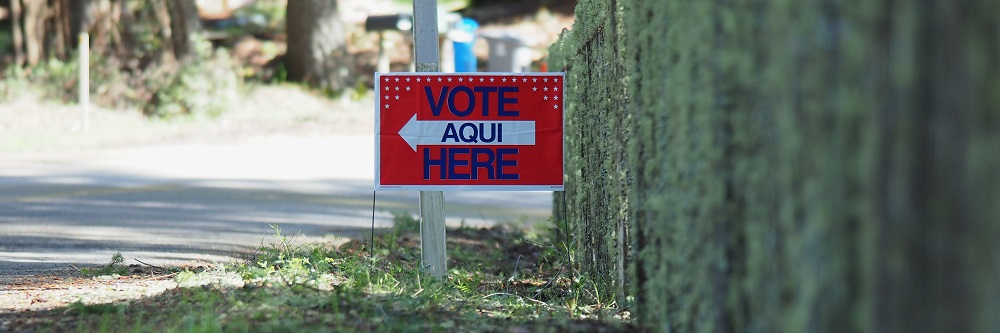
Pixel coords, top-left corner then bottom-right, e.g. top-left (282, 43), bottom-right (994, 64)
top-left (166, 0), bottom-right (201, 59)
top-left (50, 0), bottom-right (66, 59)
top-left (22, 0), bottom-right (45, 66)
top-left (113, 0), bottom-right (132, 59)
top-left (151, 0), bottom-right (175, 64)
top-left (11, 0), bottom-right (24, 66)
top-left (85, 0), bottom-right (118, 52)
top-left (285, 0), bottom-right (353, 92)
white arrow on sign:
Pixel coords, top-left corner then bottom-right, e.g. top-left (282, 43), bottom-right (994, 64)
top-left (398, 115), bottom-right (536, 152)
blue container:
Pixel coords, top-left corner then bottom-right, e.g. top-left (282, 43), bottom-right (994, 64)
top-left (452, 18), bottom-right (479, 72)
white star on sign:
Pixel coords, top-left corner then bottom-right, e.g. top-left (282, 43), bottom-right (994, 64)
top-left (490, 77), bottom-right (495, 82)
top-left (544, 96), bottom-right (549, 100)
top-left (385, 103), bottom-right (390, 109)
top-left (384, 77), bottom-right (389, 82)
top-left (417, 77), bottom-right (422, 82)
top-left (384, 95), bottom-right (389, 100)
top-left (406, 86), bottom-right (411, 91)
top-left (394, 78), bottom-right (399, 82)
top-left (532, 78), bottom-right (537, 83)
top-left (555, 96), bottom-right (560, 100)
top-left (532, 87), bottom-right (538, 91)
top-left (395, 95), bottom-right (399, 100)
top-left (459, 77), bottom-right (463, 82)
top-left (523, 78), bottom-right (528, 83)
top-left (469, 77), bottom-right (473, 82)
top-left (448, 77), bottom-right (452, 82)
top-left (544, 78), bottom-right (549, 83)
top-left (406, 77), bottom-right (411, 82)
top-left (544, 87), bottom-right (549, 91)
top-left (394, 86), bottom-right (399, 91)
top-left (554, 87), bottom-right (559, 91)
top-left (437, 77), bottom-right (442, 82)
top-left (553, 104), bottom-right (559, 109)
top-left (479, 78), bottom-right (484, 82)
top-left (385, 86), bottom-right (390, 91)
top-left (554, 78), bottom-right (559, 82)
top-left (502, 77), bottom-right (507, 82)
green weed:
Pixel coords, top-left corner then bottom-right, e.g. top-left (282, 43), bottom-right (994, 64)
top-left (391, 211), bottom-right (421, 235)
top-left (79, 252), bottom-right (129, 277)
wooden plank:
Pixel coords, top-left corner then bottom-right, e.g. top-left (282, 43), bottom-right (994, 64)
top-left (412, 0), bottom-right (446, 279)
top-left (418, 191), bottom-right (446, 278)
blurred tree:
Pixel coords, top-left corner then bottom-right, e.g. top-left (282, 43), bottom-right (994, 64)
top-left (7, 0), bottom-right (122, 65)
top-left (10, 0), bottom-right (23, 66)
top-left (22, 0), bottom-right (43, 65)
top-left (166, 0), bottom-right (200, 59)
top-left (49, 0), bottom-right (67, 59)
top-left (285, 0), bottom-right (353, 93)
top-left (148, 0), bottom-right (201, 63)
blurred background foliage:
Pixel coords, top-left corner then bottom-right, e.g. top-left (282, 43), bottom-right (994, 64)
top-left (0, 0), bottom-right (250, 118)
top-left (0, 0), bottom-right (577, 119)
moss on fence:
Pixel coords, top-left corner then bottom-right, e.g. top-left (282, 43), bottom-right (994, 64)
top-left (551, 0), bottom-right (1000, 332)
top-left (548, 0), bottom-right (630, 305)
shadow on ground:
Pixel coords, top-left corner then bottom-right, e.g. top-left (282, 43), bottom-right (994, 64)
top-left (0, 172), bottom-right (552, 277)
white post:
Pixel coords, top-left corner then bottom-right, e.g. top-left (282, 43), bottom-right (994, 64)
top-left (78, 32), bottom-right (90, 133)
top-left (376, 32), bottom-right (390, 73)
top-left (413, 0), bottom-right (447, 279)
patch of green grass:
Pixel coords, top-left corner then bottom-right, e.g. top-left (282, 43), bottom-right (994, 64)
top-left (23, 223), bottom-right (638, 332)
top-left (79, 252), bottom-right (129, 277)
top-left (391, 211), bottom-right (421, 235)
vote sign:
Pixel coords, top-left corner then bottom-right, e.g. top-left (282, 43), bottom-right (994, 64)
top-left (376, 73), bottom-right (564, 191)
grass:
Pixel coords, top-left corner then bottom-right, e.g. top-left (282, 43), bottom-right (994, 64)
top-left (18, 217), bottom-right (638, 332)
top-left (78, 252), bottom-right (129, 277)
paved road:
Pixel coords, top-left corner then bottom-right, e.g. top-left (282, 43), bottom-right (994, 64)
top-left (0, 136), bottom-right (553, 276)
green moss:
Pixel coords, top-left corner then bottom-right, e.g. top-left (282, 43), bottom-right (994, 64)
top-left (552, 0), bottom-right (1000, 331)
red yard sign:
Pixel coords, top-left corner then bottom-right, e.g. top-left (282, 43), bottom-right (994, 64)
top-left (376, 73), bottom-right (564, 191)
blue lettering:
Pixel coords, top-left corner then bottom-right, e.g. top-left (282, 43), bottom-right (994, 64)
top-left (423, 148), bottom-right (447, 180)
top-left (474, 87), bottom-right (497, 116)
top-left (497, 148), bottom-right (518, 180)
top-left (426, 86), bottom-right (518, 118)
top-left (442, 123), bottom-right (459, 143)
top-left (471, 148), bottom-right (495, 180)
top-left (498, 87), bottom-right (519, 117)
top-left (425, 86), bottom-right (448, 116)
top-left (459, 123), bottom-right (479, 143)
top-left (447, 148), bottom-right (471, 180)
top-left (424, 147), bottom-right (519, 181)
top-left (479, 123), bottom-right (497, 143)
top-left (448, 86), bottom-right (475, 117)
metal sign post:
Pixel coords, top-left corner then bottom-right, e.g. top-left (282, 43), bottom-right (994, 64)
top-left (412, 0), bottom-right (447, 279)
